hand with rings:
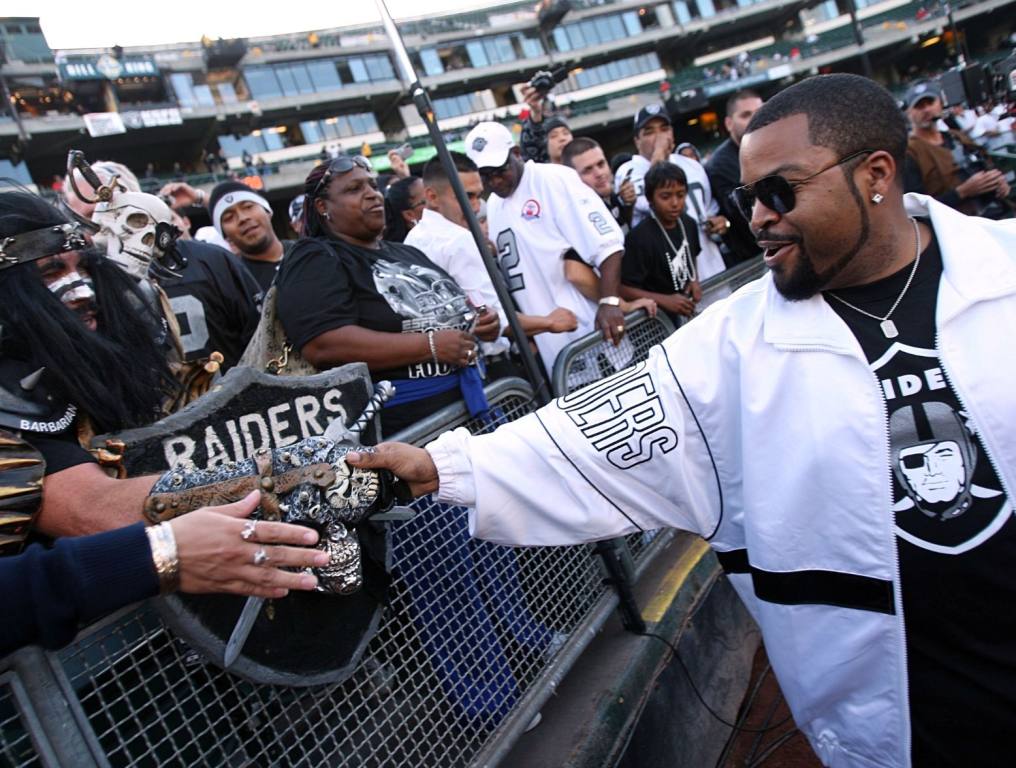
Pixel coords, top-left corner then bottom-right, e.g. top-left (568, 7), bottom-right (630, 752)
top-left (168, 491), bottom-right (329, 598)
top-left (431, 329), bottom-right (476, 367)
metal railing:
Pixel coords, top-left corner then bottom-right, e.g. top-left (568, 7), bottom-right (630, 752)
top-left (0, 376), bottom-right (675, 768)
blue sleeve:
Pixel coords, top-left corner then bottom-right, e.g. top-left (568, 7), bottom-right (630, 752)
top-left (0, 523), bottom-right (160, 655)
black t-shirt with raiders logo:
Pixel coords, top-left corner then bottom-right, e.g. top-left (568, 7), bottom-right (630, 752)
top-left (825, 225), bottom-right (1015, 767)
top-left (275, 237), bottom-right (472, 434)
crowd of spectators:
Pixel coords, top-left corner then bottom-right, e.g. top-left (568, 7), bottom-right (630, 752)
top-left (1, 62), bottom-right (1013, 675)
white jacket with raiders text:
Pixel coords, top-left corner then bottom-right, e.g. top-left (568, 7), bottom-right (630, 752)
top-left (427, 195), bottom-right (1016, 768)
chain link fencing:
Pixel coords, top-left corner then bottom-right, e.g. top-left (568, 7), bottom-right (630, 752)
top-left (0, 377), bottom-right (669, 768)
top-left (0, 261), bottom-right (766, 767)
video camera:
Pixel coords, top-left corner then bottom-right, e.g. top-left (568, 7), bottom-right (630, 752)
top-left (528, 65), bottom-right (570, 96)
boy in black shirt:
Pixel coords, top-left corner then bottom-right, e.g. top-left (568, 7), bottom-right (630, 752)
top-left (620, 162), bottom-right (702, 326)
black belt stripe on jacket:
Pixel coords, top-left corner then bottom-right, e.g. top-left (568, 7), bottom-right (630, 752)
top-left (716, 549), bottom-right (896, 615)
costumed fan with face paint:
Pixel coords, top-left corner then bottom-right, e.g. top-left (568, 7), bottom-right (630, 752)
top-left (67, 151), bottom-right (262, 409)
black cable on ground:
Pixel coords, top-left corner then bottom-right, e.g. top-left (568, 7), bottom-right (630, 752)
top-left (639, 631), bottom-right (794, 735)
top-left (747, 728), bottom-right (802, 768)
top-left (714, 662), bottom-right (774, 768)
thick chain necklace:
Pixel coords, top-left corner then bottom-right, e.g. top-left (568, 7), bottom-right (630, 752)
top-left (825, 218), bottom-right (921, 339)
top-left (652, 213), bottom-right (696, 292)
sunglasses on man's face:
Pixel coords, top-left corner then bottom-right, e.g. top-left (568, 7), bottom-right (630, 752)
top-left (732, 149), bottom-right (875, 222)
top-left (479, 159), bottom-right (512, 180)
top-left (314, 155), bottom-right (374, 198)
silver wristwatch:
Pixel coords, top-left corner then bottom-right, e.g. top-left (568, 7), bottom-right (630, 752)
top-left (598, 296), bottom-right (621, 306)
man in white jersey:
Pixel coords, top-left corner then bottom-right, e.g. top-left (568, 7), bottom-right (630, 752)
top-left (404, 152), bottom-right (578, 367)
top-left (465, 122), bottom-right (627, 375)
top-left (614, 105), bottom-right (728, 280)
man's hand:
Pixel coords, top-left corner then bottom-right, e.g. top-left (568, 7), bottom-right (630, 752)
top-left (472, 308), bottom-right (501, 342)
top-left (661, 294), bottom-right (696, 317)
top-left (705, 215), bottom-right (730, 235)
top-left (618, 176), bottom-right (637, 206)
top-left (346, 443), bottom-right (439, 498)
top-left (688, 280), bottom-right (703, 304)
top-left (596, 303), bottom-right (626, 346)
top-left (159, 181), bottom-right (203, 208)
top-left (651, 131), bottom-right (674, 163)
top-left (546, 307), bottom-right (578, 333)
top-left (521, 85), bottom-right (545, 123)
top-left (957, 170), bottom-right (1006, 199)
top-left (387, 150), bottom-right (410, 179)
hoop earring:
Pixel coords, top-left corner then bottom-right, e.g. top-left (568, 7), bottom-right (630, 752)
top-left (871, 193), bottom-right (884, 205)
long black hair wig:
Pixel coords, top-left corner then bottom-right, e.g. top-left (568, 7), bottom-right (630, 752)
top-left (0, 190), bottom-right (179, 432)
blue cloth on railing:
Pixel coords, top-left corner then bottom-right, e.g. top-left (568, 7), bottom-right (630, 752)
top-left (386, 367), bottom-right (490, 418)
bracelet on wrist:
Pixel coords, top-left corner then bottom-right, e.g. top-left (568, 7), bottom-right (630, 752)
top-left (145, 522), bottom-right (180, 594)
top-left (426, 329), bottom-right (439, 366)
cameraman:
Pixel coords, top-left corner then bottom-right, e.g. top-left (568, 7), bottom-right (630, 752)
top-left (903, 80), bottom-right (1010, 217)
top-left (519, 72), bottom-right (572, 165)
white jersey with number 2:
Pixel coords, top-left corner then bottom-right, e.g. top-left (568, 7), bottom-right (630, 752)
top-left (486, 160), bottom-right (625, 373)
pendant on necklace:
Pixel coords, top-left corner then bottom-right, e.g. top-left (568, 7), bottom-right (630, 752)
top-left (880, 319), bottom-right (899, 339)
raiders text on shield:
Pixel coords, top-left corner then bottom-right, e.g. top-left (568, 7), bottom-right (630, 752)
top-left (94, 364), bottom-right (392, 687)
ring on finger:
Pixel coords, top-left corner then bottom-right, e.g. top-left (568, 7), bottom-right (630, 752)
top-left (241, 519), bottom-right (257, 542)
top-left (616, 325), bottom-right (625, 333)
top-left (253, 547), bottom-right (269, 566)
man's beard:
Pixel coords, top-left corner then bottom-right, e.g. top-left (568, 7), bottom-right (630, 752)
top-left (236, 233), bottom-right (273, 256)
top-left (769, 178), bottom-right (870, 301)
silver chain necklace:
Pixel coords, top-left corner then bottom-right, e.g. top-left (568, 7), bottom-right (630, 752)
top-left (651, 212), bottom-right (696, 292)
top-left (825, 218), bottom-right (921, 339)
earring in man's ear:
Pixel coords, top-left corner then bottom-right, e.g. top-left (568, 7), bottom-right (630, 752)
top-left (871, 193), bottom-right (884, 205)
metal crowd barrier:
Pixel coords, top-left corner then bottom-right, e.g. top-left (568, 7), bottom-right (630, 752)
top-left (0, 376), bottom-right (674, 768)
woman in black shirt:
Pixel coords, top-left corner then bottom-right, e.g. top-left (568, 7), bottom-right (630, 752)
top-left (275, 156), bottom-right (501, 436)
top-left (620, 162), bottom-right (703, 326)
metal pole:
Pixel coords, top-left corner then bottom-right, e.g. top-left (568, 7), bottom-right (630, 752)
top-left (374, 0), bottom-right (551, 405)
top-left (844, 0), bottom-right (873, 79)
top-left (944, 3), bottom-right (968, 67)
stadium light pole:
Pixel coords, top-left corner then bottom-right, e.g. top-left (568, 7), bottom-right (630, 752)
top-left (374, 0), bottom-right (551, 406)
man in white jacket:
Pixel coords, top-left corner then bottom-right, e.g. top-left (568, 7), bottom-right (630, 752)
top-left (349, 74), bottom-right (1016, 768)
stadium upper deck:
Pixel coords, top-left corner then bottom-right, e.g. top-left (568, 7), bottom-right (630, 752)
top-left (1, 0), bottom-right (1014, 191)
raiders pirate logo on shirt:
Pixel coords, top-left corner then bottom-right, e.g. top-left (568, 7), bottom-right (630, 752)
top-left (875, 342), bottom-right (1009, 554)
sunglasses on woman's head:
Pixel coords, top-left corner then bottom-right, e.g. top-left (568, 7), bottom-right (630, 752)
top-left (313, 155), bottom-right (375, 198)
top-left (732, 149), bottom-right (875, 222)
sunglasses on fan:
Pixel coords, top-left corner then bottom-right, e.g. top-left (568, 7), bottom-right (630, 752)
top-left (732, 149), bottom-right (875, 222)
top-left (313, 155), bottom-right (375, 198)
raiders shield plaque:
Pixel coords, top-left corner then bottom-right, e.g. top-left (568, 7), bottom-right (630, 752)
top-left (94, 363), bottom-right (393, 687)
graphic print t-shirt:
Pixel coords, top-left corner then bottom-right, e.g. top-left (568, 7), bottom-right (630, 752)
top-left (825, 227), bottom-right (1015, 766)
top-left (275, 237), bottom-right (470, 382)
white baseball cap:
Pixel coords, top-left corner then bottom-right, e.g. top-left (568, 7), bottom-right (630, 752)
top-left (465, 122), bottom-right (516, 169)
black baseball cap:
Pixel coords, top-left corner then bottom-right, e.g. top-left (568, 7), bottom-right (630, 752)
top-left (904, 80), bottom-right (944, 109)
top-left (633, 103), bottom-right (672, 134)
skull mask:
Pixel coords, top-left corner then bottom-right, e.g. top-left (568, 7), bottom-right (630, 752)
top-left (92, 192), bottom-right (178, 279)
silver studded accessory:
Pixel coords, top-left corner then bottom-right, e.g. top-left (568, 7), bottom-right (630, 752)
top-left (145, 436), bottom-right (394, 595)
top-left (825, 217), bottom-right (921, 339)
top-left (253, 547), bottom-right (269, 566)
top-left (871, 193), bottom-right (884, 204)
top-left (240, 519), bottom-right (257, 541)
